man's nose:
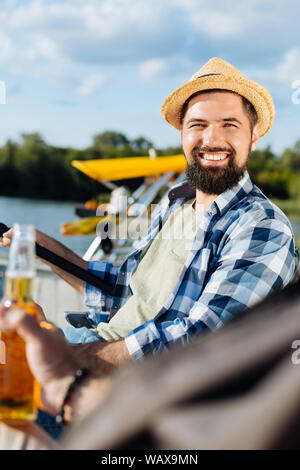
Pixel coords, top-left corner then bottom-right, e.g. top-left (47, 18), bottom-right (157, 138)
top-left (201, 124), bottom-right (224, 147)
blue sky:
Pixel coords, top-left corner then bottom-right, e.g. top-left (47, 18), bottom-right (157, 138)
top-left (0, 0), bottom-right (299, 155)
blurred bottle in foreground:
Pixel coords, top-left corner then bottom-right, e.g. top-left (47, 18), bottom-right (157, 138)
top-left (0, 224), bottom-right (39, 420)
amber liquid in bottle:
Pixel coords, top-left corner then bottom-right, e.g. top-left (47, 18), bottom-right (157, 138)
top-left (0, 225), bottom-right (39, 421)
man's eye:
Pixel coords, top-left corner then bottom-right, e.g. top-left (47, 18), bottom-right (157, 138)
top-left (224, 123), bottom-right (237, 128)
top-left (190, 123), bottom-right (206, 128)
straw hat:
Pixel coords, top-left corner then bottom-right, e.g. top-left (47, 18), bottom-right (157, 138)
top-left (161, 57), bottom-right (274, 137)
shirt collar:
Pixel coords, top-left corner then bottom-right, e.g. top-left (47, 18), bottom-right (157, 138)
top-left (168, 171), bottom-right (253, 216)
top-left (168, 174), bottom-right (195, 201)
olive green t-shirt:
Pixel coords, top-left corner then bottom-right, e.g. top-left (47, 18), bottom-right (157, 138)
top-left (94, 199), bottom-right (203, 341)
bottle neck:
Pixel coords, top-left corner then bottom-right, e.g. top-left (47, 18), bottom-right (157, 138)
top-left (4, 224), bottom-right (36, 305)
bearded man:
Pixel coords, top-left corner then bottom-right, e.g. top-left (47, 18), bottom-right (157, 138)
top-left (0, 58), bottom-right (295, 369)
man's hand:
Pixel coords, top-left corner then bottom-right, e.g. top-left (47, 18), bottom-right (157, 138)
top-left (0, 305), bottom-right (78, 415)
top-left (0, 227), bottom-right (46, 248)
top-left (0, 227), bottom-right (13, 248)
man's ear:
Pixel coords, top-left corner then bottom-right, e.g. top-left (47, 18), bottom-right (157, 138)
top-left (251, 123), bottom-right (260, 151)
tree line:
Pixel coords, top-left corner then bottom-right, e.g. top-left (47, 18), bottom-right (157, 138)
top-left (0, 130), bottom-right (299, 202)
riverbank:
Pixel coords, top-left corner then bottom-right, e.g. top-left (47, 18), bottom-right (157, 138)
top-left (0, 195), bottom-right (94, 259)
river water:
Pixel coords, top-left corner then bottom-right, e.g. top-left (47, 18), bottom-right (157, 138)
top-left (0, 196), bottom-right (95, 258)
top-left (0, 195), bottom-right (299, 260)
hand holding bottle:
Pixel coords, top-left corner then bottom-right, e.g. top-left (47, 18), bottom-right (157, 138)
top-left (0, 225), bottom-right (77, 420)
top-left (0, 304), bottom-right (78, 416)
top-left (0, 227), bottom-right (45, 249)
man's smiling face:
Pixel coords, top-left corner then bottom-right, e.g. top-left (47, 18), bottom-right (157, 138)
top-left (181, 91), bottom-right (259, 194)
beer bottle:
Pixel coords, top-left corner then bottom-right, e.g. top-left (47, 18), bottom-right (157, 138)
top-left (0, 224), bottom-right (39, 420)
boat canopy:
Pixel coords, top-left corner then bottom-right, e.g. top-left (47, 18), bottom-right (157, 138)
top-left (71, 155), bottom-right (186, 182)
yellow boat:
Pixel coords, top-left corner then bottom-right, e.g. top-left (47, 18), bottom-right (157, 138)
top-left (61, 216), bottom-right (104, 236)
top-left (62, 155), bottom-right (186, 239)
top-left (71, 155), bottom-right (186, 182)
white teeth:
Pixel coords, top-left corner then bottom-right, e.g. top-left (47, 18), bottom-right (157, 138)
top-left (202, 153), bottom-right (228, 161)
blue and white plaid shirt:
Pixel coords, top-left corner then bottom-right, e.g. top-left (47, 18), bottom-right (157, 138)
top-left (85, 171), bottom-right (295, 360)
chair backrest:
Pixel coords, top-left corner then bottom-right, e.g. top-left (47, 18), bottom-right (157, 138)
top-left (62, 277), bottom-right (300, 450)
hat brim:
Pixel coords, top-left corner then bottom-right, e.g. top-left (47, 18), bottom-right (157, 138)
top-left (161, 75), bottom-right (274, 137)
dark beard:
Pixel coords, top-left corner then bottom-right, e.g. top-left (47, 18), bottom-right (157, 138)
top-left (185, 146), bottom-right (250, 195)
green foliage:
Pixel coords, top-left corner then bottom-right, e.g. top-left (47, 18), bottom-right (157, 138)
top-left (0, 131), bottom-right (156, 201)
top-left (93, 131), bottom-right (129, 148)
top-left (157, 145), bottom-right (182, 156)
top-left (131, 136), bottom-right (153, 152)
top-left (0, 131), bottom-right (300, 205)
top-left (288, 173), bottom-right (300, 199)
top-left (253, 170), bottom-right (290, 199)
top-left (281, 140), bottom-right (300, 171)
top-left (271, 197), bottom-right (300, 216)
top-left (248, 144), bottom-right (296, 201)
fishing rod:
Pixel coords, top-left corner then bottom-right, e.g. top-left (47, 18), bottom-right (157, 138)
top-left (0, 223), bottom-right (115, 296)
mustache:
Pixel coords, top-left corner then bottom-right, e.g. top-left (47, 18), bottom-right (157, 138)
top-left (191, 146), bottom-right (235, 157)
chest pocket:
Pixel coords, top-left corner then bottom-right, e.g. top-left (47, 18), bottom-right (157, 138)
top-left (170, 230), bottom-right (197, 262)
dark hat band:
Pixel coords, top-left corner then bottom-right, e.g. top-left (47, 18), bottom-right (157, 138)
top-left (196, 73), bottom-right (223, 79)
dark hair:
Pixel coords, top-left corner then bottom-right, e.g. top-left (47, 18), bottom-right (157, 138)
top-left (180, 89), bottom-right (258, 132)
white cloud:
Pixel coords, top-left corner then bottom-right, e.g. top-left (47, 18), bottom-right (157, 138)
top-left (74, 73), bottom-right (107, 96)
top-left (276, 48), bottom-right (300, 83)
top-left (171, 0), bottom-right (253, 37)
top-left (0, 0), bottom-right (299, 69)
top-left (4, 0), bottom-right (183, 65)
top-left (0, 0), bottom-right (299, 99)
top-left (171, 0), bottom-right (300, 59)
top-left (139, 59), bottom-right (168, 83)
top-left (172, 0), bottom-right (243, 38)
top-left (0, 32), bottom-right (14, 62)
top-left (35, 36), bottom-right (61, 61)
top-left (200, 13), bottom-right (242, 38)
